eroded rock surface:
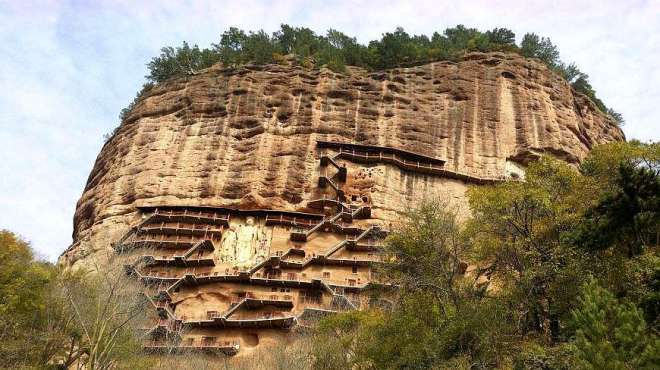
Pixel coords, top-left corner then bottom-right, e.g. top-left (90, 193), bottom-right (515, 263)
top-left (62, 52), bottom-right (623, 265)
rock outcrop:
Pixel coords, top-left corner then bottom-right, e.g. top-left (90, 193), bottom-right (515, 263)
top-left (62, 52), bottom-right (623, 265)
top-left (59, 52), bottom-right (624, 355)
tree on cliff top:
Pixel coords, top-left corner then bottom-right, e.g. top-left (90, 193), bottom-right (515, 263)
top-left (115, 24), bottom-right (620, 135)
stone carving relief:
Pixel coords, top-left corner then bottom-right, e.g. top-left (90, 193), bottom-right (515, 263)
top-left (216, 216), bottom-right (272, 269)
top-left (346, 166), bottom-right (382, 204)
top-left (356, 167), bottom-right (384, 179)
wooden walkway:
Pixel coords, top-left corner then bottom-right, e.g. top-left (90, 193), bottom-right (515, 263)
top-left (317, 140), bottom-right (508, 183)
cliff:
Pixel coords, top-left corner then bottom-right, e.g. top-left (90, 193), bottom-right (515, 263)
top-left (62, 51), bottom-right (624, 265)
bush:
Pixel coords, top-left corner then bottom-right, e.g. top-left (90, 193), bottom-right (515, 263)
top-left (513, 342), bottom-right (576, 370)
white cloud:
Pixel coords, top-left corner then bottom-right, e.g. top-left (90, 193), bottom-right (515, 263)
top-left (0, 0), bottom-right (658, 261)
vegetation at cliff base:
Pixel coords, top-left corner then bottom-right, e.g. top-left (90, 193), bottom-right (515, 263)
top-left (2, 142), bottom-right (657, 369)
top-left (113, 24), bottom-right (622, 133)
top-left (0, 233), bottom-right (148, 370)
top-left (310, 140), bottom-right (659, 369)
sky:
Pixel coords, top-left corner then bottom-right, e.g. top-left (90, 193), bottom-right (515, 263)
top-left (1, 0), bottom-right (658, 261)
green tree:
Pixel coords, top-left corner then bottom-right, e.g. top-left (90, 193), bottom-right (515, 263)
top-left (0, 231), bottom-right (87, 369)
top-left (467, 32), bottom-right (491, 52)
top-left (576, 141), bottom-right (660, 328)
top-left (573, 161), bottom-right (659, 256)
top-left (314, 29), bottom-right (352, 72)
top-left (625, 254), bottom-right (660, 332)
top-left (485, 27), bottom-right (516, 47)
top-left (326, 29), bottom-right (368, 67)
top-left (213, 27), bottom-right (248, 66)
top-left (273, 24), bottom-right (296, 54)
top-left (369, 27), bottom-right (418, 68)
top-left (313, 200), bottom-right (515, 369)
top-left (574, 141), bottom-right (659, 256)
top-left (379, 200), bottom-right (468, 305)
top-left (555, 62), bottom-right (583, 82)
top-left (443, 25), bottom-right (481, 53)
top-left (607, 108), bottom-right (625, 126)
top-left (521, 33), bottom-right (560, 66)
top-left (146, 41), bottom-right (218, 83)
top-left (241, 30), bottom-right (278, 65)
top-left (0, 230), bottom-right (59, 367)
top-left (273, 24), bottom-right (321, 59)
top-left (0, 231), bottom-right (148, 369)
top-left (580, 141), bottom-right (660, 187)
top-left (569, 279), bottom-right (659, 369)
top-left (467, 157), bottom-right (594, 340)
top-left (129, 25), bottom-right (616, 120)
top-left (0, 231), bottom-right (52, 330)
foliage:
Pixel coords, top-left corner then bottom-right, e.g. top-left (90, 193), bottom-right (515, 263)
top-left (572, 161), bottom-right (659, 256)
top-left (513, 342), bottom-right (576, 370)
top-left (467, 157), bottom-right (595, 340)
top-left (576, 141), bottom-right (660, 330)
top-left (308, 142), bottom-right (657, 369)
top-left (0, 230), bottom-right (61, 368)
top-left (312, 310), bottom-right (383, 370)
top-left (632, 254), bottom-right (660, 330)
top-left (313, 295), bottom-right (502, 370)
top-left (0, 231), bottom-right (53, 331)
top-left (0, 231), bottom-right (145, 369)
top-left (213, 28), bottom-right (279, 66)
top-left (573, 141), bottom-right (659, 257)
top-left (313, 201), bottom-right (515, 369)
top-left (580, 140), bottom-right (660, 186)
top-left (379, 200), bottom-right (468, 304)
top-left (607, 108), bottom-right (625, 126)
top-left (147, 42), bottom-right (219, 83)
top-left (520, 33), bottom-right (560, 67)
top-left (569, 278), bottom-right (659, 369)
top-left (58, 255), bottom-right (148, 370)
top-left (485, 28), bottom-right (516, 46)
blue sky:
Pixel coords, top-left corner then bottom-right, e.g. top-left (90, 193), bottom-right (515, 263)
top-left (1, 0), bottom-right (659, 261)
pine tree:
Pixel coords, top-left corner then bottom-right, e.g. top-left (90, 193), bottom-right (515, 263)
top-left (570, 279), bottom-right (659, 369)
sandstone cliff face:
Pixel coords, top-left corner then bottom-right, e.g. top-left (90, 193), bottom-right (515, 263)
top-left (62, 52), bottom-right (623, 265)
